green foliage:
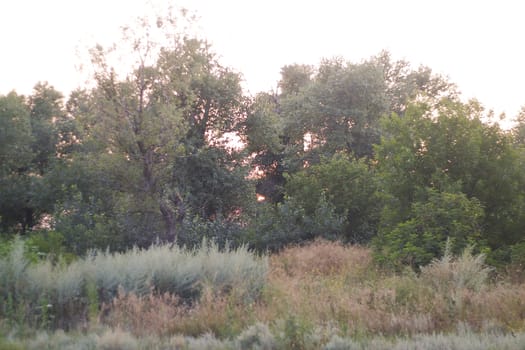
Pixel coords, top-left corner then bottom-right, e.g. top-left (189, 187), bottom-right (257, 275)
top-left (0, 339), bottom-right (25, 350)
top-left (179, 215), bottom-right (248, 250)
top-left (323, 335), bottom-right (361, 350)
top-left (171, 146), bottom-right (254, 223)
top-left (374, 190), bottom-right (486, 268)
top-left (58, 12), bottom-right (253, 248)
top-left (371, 50), bottom-right (458, 116)
top-left (285, 155), bottom-right (380, 243)
top-left (247, 197), bottom-right (345, 252)
top-left (510, 241), bottom-right (525, 268)
top-left (299, 58), bottom-right (388, 159)
top-left (374, 100), bottom-right (525, 267)
top-left (0, 92), bottom-right (33, 233)
top-left (25, 231), bottom-right (76, 264)
top-left (278, 315), bottom-right (313, 350)
top-left (0, 92), bottom-right (33, 173)
top-left (0, 83), bottom-right (72, 234)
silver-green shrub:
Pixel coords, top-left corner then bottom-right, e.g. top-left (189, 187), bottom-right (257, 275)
top-left (420, 243), bottom-right (492, 293)
top-left (0, 239), bottom-right (268, 330)
top-left (3, 327), bottom-right (525, 350)
top-left (236, 322), bottom-right (276, 350)
top-left (323, 335), bottom-right (361, 350)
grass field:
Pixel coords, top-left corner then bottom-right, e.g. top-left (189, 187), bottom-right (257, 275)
top-left (1, 239), bottom-right (524, 349)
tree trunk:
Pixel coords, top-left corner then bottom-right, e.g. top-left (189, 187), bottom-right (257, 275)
top-left (159, 191), bottom-right (186, 243)
top-left (160, 201), bottom-right (177, 243)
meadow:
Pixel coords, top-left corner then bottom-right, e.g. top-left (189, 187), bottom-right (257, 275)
top-left (1, 239), bottom-right (524, 349)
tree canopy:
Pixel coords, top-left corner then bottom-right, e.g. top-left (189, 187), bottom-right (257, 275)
top-left (1, 12), bottom-right (524, 269)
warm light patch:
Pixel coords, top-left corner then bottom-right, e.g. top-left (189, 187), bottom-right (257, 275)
top-left (256, 194), bottom-right (266, 202)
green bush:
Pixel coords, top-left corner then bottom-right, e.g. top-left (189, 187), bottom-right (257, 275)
top-left (179, 215), bottom-right (248, 250)
top-left (373, 190), bottom-right (486, 269)
top-left (510, 241), bottom-right (525, 268)
top-left (247, 197), bottom-right (345, 253)
top-left (25, 231), bottom-right (76, 265)
top-left (284, 155), bottom-right (380, 244)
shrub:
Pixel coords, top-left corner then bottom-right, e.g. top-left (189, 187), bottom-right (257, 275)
top-left (323, 335), bottom-right (361, 350)
top-left (420, 242), bottom-right (492, 293)
top-left (96, 328), bottom-right (138, 350)
top-left (179, 215), bottom-right (248, 250)
top-left (510, 241), bottom-right (525, 268)
top-left (373, 191), bottom-right (486, 269)
top-left (247, 198), bottom-right (345, 253)
top-left (0, 239), bottom-right (268, 330)
top-left (185, 333), bottom-right (232, 350)
top-left (236, 323), bottom-right (276, 350)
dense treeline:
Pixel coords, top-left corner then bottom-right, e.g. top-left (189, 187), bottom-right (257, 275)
top-left (1, 12), bottom-right (525, 268)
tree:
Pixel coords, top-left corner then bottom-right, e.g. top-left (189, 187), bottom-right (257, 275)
top-left (244, 92), bottom-right (291, 203)
top-left (374, 100), bottom-right (525, 265)
top-left (290, 57), bottom-right (389, 159)
top-left (284, 155), bottom-right (380, 243)
top-left (246, 57), bottom-right (388, 203)
top-left (374, 190), bottom-right (485, 269)
top-left (0, 92), bottom-right (34, 232)
top-left (28, 83), bottom-right (65, 175)
top-left (0, 84), bottom-right (69, 234)
top-left (246, 53), bottom-right (458, 206)
top-left (62, 11), bottom-right (252, 247)
top-left (371, 50), bottom-right (458, 115)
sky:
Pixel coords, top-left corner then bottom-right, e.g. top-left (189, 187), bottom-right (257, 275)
top-left (1, 0), bottom-right (524, 121)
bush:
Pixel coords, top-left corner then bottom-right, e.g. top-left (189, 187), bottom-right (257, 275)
top-left (96, 328), bottom-right (138, 350)
top-left (323, 335), bottom-right (361, 350)
top-left (0, 239), bottom-right (268, 330)
top-left (373, 190), bottom-right (486, 269)
top-left (236, 323), bottom-right (276, 350)
top-left (420, 242), bottom-right (492, 293)
top-left (179, 215), bottom-right (248, 250)
top-left (510, 241), bottom-right (525, 268)
top-left (247, 197), bottom-right (345, 253)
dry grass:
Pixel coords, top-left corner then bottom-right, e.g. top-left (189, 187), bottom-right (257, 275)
top-left (101, 285), bottom-right (265, 339)
top-left (261, 239), bottom-right (525, 337)
top-left (101, 287), bottom-right (186, 337)
top-left (270, 239), bottom-right (372, 278)
top-left (94, 239), bottom-right (525, 341)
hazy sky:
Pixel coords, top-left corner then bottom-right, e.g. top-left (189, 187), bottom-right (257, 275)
top-left (1, 0), bottom-right (524, 119)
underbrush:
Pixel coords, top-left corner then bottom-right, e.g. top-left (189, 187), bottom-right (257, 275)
top-left (263, 240), bottom-right (525, 337)
top-left (1, 326), bottom-right (524, 349)
top-left (1, 239), bottom-right (525, 348)
top-left (0, 237), bottom-right (267, 330)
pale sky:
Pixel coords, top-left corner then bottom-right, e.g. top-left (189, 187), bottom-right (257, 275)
top-left (1, 0), bottom-right (524, 120)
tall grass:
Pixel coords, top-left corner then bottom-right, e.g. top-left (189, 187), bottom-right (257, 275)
top-left (0, 238), bottom-right (268, 329)
top-left (260, 239), bottom-right (525, 337)
top-left (1, 326), bottom-right (525, 349)
top-left (2, 238), bottom-right (525, 347)
top-left (420, 242), bottom-right (493, 293)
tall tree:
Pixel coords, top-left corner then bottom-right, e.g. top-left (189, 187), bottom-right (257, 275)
top-left (0, 92), bottom-right (34, 232)
top-left (64, 12), bottom-right (251, 246)
top-left (371, 50), bottom-right (458, 115)
top-left (374, 100), bottom-right (525, 265)
top-left (0, 83), bottom-right (70, 234)
top-left (28, 82), bottom-right (65, 175)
